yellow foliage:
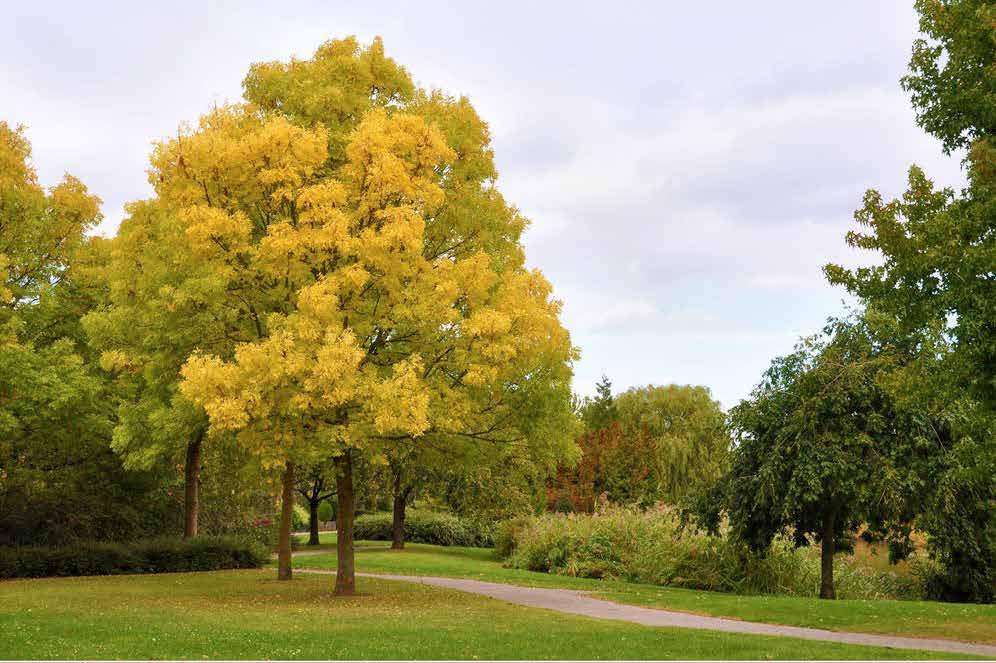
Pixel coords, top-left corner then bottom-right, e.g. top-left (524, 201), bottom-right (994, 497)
top-left (93, 37), bottom-right (579, 475)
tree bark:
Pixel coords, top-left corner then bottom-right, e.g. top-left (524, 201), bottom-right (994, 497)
top-left (334, 451), bottom-right (356, 596)
top-left (277, 460), bottom-right (295, 581)
top-left (183, 430), bottom-right (204, 540)
top-left (391, 491), bottom-right (407, 550)
top-left (819, 509), bottom-right (836, 600)
top-left (308, 499), bottom-right (321, 546)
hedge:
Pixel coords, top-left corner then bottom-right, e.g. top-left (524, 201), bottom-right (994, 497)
top-left (353, 510), bottom-right (495, 547)
top-left (0, 536), bottom-right (268, 579)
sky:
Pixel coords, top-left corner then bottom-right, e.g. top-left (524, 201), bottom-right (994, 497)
top-left (1, 1), bottom-right (967, 407)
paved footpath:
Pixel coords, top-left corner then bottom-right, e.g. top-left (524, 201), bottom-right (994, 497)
top-left (297, 568), bottom-right (996, 658)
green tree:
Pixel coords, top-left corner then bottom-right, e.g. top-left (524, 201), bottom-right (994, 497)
top-left (84, 200), bottom-right (227, 540)
top-left (825, 0), bottom-right (996, 601)
top-left (903, 0), bottom-right (996, 154)
top-left (580, 374), bottom-right (617, 432)
top-left (0, 123), bottom-right (174, 545)
top-left (296, 463), bottom-right (336, 546)
top-left (721, 318), bottom-right (919, 599)
top-left (554, 382), bottom-right (727, 511)
top-left (613, 384), bottom-right (728, 505)
top-left (317, 498), bottom-right (335, 525)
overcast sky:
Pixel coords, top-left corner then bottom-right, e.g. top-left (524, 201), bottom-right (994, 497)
top-left (2, 1), bottom-right (966, 407)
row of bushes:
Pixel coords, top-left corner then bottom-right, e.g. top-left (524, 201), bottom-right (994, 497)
top-left (496, 508), bottom-right (935, 600)
top-left (352, 510), bottom-right (495, 548)
top-left (0, 536), bottom-right (268, 579)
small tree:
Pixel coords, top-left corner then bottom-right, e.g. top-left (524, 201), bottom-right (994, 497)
top-left (554, 381), bottom-right (727, 510)
top-left (722, 318), bottom-right (912, 599)
top-left (580, 374), bottom-right (617, 432)
top-left (317, 499), bottom-right (335, 527)
top-left (297, 463), bottom-right (336, 546)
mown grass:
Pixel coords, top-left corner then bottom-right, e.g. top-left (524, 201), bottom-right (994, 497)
top-left (0, 569), bottom-right (976, 660)
top-left (296, 533), bottom-right (996, 646)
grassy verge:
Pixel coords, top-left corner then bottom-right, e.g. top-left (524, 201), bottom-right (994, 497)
top-left (295, 534), bottom-right (996, 646)
top-left (0, 569), bottom-right (975, 660)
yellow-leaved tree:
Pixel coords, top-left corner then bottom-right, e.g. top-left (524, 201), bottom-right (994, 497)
top-left (101, 37), bottom-right (576, 592)
top-left (241, 37), bottom-right (579, 556)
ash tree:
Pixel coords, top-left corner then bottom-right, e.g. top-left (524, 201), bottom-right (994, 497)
top-left (113, 37), bottom-right (577, 593)
top-left (84, 200), bottom-right (220, 539)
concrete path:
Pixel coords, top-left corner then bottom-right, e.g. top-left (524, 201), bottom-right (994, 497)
top-left (297, 569), bottom-right (996, 658)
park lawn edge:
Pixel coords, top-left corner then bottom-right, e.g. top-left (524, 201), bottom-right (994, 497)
top-left (291, 535), bottom-right (996, 646)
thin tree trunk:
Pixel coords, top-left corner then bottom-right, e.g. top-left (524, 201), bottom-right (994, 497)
top-left (819, 509), bottom-right (836, 600)
top-left (277, 461), bottom-right (295, 581)
top-left (183, 430), bottom-right (204, 540)
top-left (308, 499), bottom-right (321, 546)
top-left (391, 491), bottom-right (406, 550)
top-left (334, 451), bottom-right (356, 596)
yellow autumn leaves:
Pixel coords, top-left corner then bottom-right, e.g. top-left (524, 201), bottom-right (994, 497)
top-left (84, 36), bottom-right (576, 493)
top-left (159, 96), bottom-right (568, 468)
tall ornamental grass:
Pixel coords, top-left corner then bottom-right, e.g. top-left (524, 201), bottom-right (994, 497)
top-left (498, 508), bottom-right (934, 600)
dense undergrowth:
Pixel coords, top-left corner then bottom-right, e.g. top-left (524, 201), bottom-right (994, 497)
top-left (497, 508), bottom-right (938, 600)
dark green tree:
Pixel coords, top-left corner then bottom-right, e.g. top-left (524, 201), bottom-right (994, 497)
top-left (581, 374), bottom-right (618, 432)
top-left (0, 122), bottom-right (177, 546)
top-left (296, 463), bottom-right (336, 546)
top-left (723, 318), bottom-right (918, 599)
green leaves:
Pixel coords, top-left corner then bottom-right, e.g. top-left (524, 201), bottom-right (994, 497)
top-left (722, 318), bottom-right (919, 555)
top-left (825, 0), bottom-right (996, 601)
top-left (903, 0), bottom-right (996, 154)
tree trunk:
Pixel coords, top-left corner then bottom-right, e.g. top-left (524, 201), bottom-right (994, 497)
top-left (819, 509), bottom-right (836, 600)
top-left (334, 451), bottom-right (356, 596)
top-left (391, 492), bottom-right (406, 550)
top-left (183, 431), bottom-right (204, 540)
top-left (308, 499), bottom-right (321, 546)
top-left (277, 461), bottom-right (295, 581)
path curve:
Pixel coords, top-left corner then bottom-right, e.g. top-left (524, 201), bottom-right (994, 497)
top-left (297, 569), bottom-right (996, 658)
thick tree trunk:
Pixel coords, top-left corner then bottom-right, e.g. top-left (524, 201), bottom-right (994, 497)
top-left (183, 431), bottom-right (204, 540)
top-left (391, 492), bottom-right (406, 550)
top-left (334, 452), bottom-right (356, 596)
top-left (277, 461), bottom-right (295, 581)
top-left (308, 499), bottom-right (321, 546)
top-left (819, 509), bottom-right (836, 600)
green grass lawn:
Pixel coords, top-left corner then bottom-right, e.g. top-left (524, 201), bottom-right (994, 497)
top-left (0, 569), bottom-right (977, 660)
top-left (295, 533), bottom-right (996, 646)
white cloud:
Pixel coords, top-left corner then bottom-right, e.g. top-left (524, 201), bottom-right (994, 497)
top-left (663, 309), bottom-right (721, 325)
top-left (571, 297), bottom-right (657, 334)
